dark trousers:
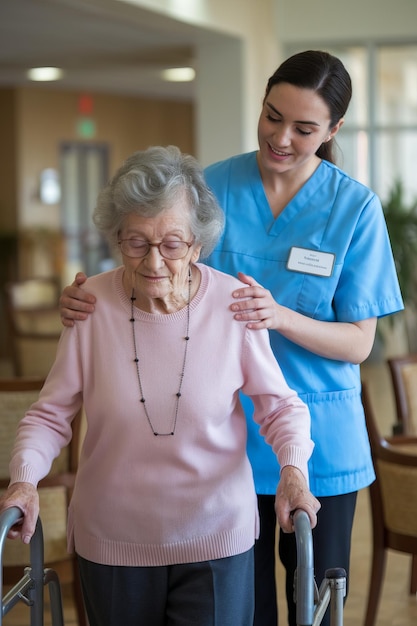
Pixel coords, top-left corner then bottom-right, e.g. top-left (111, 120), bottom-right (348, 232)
top-left (254, 492), bottom-right (357, 626)
top-left (77, 548), bottom-right (254, 626)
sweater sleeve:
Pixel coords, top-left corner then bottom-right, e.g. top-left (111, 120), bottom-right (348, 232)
top-left (240, 326), bottom-right (314, 485)
top-left (9, 326), bottom-right (83, 487)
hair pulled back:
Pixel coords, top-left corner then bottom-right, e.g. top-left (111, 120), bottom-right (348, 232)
top-left (265, 50), bottom-right (352, 163)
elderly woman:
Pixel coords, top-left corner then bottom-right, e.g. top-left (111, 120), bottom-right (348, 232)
top-left (0, 146), bottom-right (319, 626)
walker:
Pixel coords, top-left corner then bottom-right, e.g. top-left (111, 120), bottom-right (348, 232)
top-left (293, 509), bottom-right (346, 626)
top-left (0, 507), bottom-right (64, 626)
top-left (0, 506), bottom-right (346, 625)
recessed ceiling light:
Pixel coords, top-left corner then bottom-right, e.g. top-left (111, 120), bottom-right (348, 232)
top-left (161, 67), bottom-right (195, 82)
top-left (27, 67), bottom-right (64, 82)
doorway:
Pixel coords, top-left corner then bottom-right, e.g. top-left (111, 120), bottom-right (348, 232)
top-left (60, 142), bottom-right (112, 280)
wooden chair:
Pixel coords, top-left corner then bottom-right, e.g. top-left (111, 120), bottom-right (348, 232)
top-left (387, 353), bottom-right (417, 435)
top-left (362, 382), bottom-right (417, 626)
top-left (4, 277), bottom-right (62, 377)
top-left (0, 377), bottom-right (87, 626)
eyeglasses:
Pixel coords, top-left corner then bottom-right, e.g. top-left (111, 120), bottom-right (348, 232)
top-left (118, 238), bottom-right (194, 259)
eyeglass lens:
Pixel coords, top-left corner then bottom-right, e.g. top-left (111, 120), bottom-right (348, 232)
top-left (119, 240), bottom-right (190, 259)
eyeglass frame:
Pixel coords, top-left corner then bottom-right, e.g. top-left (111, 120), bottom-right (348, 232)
top-left (118, 238), bottom-right (195, 259)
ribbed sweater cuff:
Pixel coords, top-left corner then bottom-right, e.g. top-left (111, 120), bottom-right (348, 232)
top-left (9, 463), bottom-right (39, 487)
top-left (278, 445), bottom-right (311, 487)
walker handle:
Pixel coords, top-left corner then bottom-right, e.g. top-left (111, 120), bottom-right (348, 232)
top-left (293, 508), bottom-right (314, 626)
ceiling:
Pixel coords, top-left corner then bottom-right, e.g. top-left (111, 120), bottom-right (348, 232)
top-left (0, 0), bottom-right (223, 101)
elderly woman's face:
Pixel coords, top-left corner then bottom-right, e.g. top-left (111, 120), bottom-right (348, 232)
top-left (119, 196), bottom-right (201, 311)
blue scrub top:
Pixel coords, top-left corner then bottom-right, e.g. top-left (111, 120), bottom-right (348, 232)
top-left (204, 152), bottom-right (403, 497)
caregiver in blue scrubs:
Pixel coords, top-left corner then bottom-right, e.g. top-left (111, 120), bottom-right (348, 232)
top-left (59, 50), bottom-right (403, 626)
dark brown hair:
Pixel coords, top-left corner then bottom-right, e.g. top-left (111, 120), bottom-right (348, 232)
top-left (264, 50), bottom-right (352, 164)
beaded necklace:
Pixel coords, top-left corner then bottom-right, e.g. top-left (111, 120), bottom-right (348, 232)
top-left (129, 270), bottom-right (191, 436)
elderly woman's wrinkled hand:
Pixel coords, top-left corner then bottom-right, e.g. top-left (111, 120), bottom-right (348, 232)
top-left (0, 482), bottom-right (39, 544)
top-left (275, 466), bottom-right (321, 533)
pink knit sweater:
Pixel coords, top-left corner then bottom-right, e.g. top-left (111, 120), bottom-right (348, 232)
top-left (10, 264), bottom-right (313, 567)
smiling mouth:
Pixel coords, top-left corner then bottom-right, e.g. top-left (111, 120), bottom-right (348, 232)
top-left (269, 143), bottom-right (290, 157)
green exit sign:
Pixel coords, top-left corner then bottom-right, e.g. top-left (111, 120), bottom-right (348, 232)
top-left (76, 117), bottom-right (96, 138)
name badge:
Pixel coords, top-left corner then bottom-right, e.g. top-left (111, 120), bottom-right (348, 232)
top-left (287, 247), bottom-right (335, 277)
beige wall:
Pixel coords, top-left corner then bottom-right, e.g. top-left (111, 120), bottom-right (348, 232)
top-left (0, 85), bottom-right (194, 288)
top-left (275, 0), bottom-right (417, 41)
top-left (12, 87), bottom-right (194, 232)
top-left (116, 0), bottom-right (280, 161)
top-left (0, 89), bottom-right (18, 233)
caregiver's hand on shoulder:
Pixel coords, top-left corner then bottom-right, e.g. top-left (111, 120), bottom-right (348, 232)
top-left (231, 272), bottom-right (284, 330)
top-left (59, 272), bottom-right (95, 327)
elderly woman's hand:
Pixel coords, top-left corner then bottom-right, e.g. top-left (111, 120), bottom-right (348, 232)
top-left (275, 466), bottom-right (320, 533)
top-left (0, 483), bottom-right (39, 544)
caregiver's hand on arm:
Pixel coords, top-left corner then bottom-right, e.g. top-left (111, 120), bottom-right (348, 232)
top-left (275, 466), bottom-right (320, 533)
top-left (59, 272), bottom-right (96, 327)
top-left (231, 272), bottom-right (377, 364)
top-left (0, 483), bottom-right (39, 544)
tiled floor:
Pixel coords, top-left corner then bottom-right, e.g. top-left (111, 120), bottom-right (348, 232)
top-left (1, 361), bottom-right (417, 624)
